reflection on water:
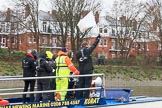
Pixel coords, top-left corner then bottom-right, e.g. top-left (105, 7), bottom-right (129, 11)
top-left (108, 86), bottom-right (162, 97)
top-left (106, 78), bottom-right (162, 97)
top-left (132, 86), bottom-right (162, 97)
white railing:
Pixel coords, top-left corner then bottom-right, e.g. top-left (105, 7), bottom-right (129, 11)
top-left (0, 74), bottom-right (106, 98)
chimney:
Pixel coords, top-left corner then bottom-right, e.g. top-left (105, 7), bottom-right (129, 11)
top-left (48, 11), bottom-right (51, 14)
top-left (81, 10), bottom-right (89, 18)
top-left (120, 16), bottom-right (126, 24)
top-left (6, 8), bottom-right (11, 21)
top-left (153, 16), bottom-right (157, 31)
top-left (25, 4), bottom-right (30, 18)
top-left (132, 19), bottom-right (137, 30)
top-left (52, 10), bottom-right (57, 15)
top-left (95, 11), bottom-right (99, 24)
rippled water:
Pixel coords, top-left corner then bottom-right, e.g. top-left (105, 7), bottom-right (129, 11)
top-left (1, 76), bottom-right (162, 98)
top-left (131, 86), bottom-right (162, 97)
top-left (106, 78), bottom-right (162, 97)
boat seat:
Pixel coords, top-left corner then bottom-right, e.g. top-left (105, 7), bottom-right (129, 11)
top-left (101, 88), bottom-right (133, 102)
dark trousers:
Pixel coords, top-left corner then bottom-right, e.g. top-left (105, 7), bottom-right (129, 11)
top-left (48, 78), bottom-right (56, 101)
top-left (23, 80), bottom-right (35, 103)
top-left (35, 79), bottom-right (50, 102)
top-left (77, 75), bottom-right (92, 99)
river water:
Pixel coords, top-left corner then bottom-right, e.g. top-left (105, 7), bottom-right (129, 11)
top-left (0, 76), bottom-right (162, 98)
top-left (106, 78), bottom-right (162, 97)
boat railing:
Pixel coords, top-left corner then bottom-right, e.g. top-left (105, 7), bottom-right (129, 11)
top-left (0, 73), bottom-right (106, 99)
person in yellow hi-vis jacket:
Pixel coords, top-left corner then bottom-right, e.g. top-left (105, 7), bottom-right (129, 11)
top-left (55, 47), bottom-right (80, 100)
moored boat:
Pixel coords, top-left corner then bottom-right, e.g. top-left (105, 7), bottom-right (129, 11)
top-left (1, 74), bottom-right (162, 108)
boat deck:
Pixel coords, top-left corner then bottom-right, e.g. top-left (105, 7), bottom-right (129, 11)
top-left (1, 74), bottom-right (162, 108)
top-left (100, 97), bottom-right (162, 108)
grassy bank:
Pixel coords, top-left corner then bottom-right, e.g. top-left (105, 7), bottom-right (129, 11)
top-left (0, 61), bottom-right (22, 76)
top-left (94, 65), bottom-right (162, 81)
top-left (1, 48), bottom-right (162, 80)
top-left (1, 61), bottom-right (162, 81)
top-left (1, 61), bottom-right (162, 97)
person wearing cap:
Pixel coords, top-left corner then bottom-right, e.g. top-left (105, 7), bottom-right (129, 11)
top-left (35, 51), bottom-right (53, 102)
top-left (22, 50), bottom-right (37, 103)
top-left (55, 47), bottom-right (80, 100)
top-left (47, 52), bottom-right (57, 101)
top-left (31, 50), bottom-right (38, 60)
top-left (76, 34), bottom-right (101, 99)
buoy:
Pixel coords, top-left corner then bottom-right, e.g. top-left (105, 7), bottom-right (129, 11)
top-left (0, 98), bottom-right (9, 106)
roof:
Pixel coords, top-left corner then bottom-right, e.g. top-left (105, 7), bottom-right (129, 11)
top-left (38, 10), bottom-right (53, 21)
top-left (0, 11), bottom-right (7, 22)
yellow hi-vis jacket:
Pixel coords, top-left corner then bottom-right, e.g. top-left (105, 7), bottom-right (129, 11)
top-left (55, 51), bottom-right (79, 75)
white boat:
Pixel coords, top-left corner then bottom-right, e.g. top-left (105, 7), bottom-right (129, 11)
top-left (0, 74), bottom-right (162, 108)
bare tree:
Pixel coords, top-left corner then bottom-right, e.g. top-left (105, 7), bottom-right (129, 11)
top-left (12, 0), bottom-right (40, 53)
top-left (0, 8), bottom-right (22, 59)
top-left (107, 0), bottom-right (147, 58)
top-left (51, 0), bottom-right (101, 56)
top-left (144, 0), bottom-right (162, 60)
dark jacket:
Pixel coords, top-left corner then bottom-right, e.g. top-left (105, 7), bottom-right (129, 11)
top-left (76, 36), bottom-right (100, 74)
top-left (46, 59), bottom-right (56, 76)
top-left (36, 52), bottom-right (53, 77)
top-left (22, 53), bottom-right (36, 78)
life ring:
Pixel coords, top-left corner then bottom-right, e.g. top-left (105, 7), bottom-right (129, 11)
top-left (0, 98), bottom-right (9, 106)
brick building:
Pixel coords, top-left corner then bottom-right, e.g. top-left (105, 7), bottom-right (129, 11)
top-left (84, 15), bottom-right (160, 59)
top-left (0, 6), bottom-right (161, 59)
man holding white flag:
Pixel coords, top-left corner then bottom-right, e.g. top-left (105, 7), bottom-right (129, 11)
top-left (77, 11), bottom-right (97, 33)
top-left (76, 33), bottom-right (101, 99)
top-left (76, 11), bottom-right (101, 99)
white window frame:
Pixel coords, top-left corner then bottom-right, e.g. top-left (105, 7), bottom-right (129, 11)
top-left (28, 35), bottom-right (32, 43)
top-left (43, 22), bottom-right (47, 32)
top-left (99, 28), bottom-right (102, 33)
top-left (104, 28), bottom-right (107, 33)
top-left (111, 39), bottom-right (115, 49)
top-left (33, 36), bottom-right (36, 43)
top-left (111, 53), bottom-right (115, 58)
top-left (1, 37), bottom-right (6, 47)
top-left (28, 35), bottom-right (36, 43)
top-left (52, 37), bottom-right (57, 47)
top-left (42, 36), bottom-right (47, 44)
top-left (103, 39), bottom-right (107, 47)
top-left (11, 37), bottom-right (17, 45)
top-left (99, 39), bottom-right (103, 47)
top-left (1, 22), bottom-right (5, 32)
top-left (146, 43), bottom-right (149, 51)
top-left (158, 43), bottom-right (161, 50)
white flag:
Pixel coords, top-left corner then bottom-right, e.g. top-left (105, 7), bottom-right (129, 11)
top-left (77, 11), bottom-right (97, 32)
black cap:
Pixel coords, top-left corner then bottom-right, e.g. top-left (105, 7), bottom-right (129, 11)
top-left (31, 50), bottom-right (37, 59)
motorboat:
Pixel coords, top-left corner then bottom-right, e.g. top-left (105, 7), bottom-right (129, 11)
top-left (0, 74), bottom-right (162, 108)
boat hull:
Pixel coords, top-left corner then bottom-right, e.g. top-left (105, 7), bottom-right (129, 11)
top-left (99, 101), bottom-right (162, 108)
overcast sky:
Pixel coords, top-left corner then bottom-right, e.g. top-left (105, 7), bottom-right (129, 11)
top-left (0, 0), bottom-right (115, 11)
top-left (0, 0), bottom-right (146, 14)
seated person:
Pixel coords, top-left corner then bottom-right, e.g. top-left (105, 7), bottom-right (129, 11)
top-left (55, 92), bottom-right (61, 101)
top-left (89, 77), bottom-right (102, 98)
top-left (66, 72), bottom-right (78, 100)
